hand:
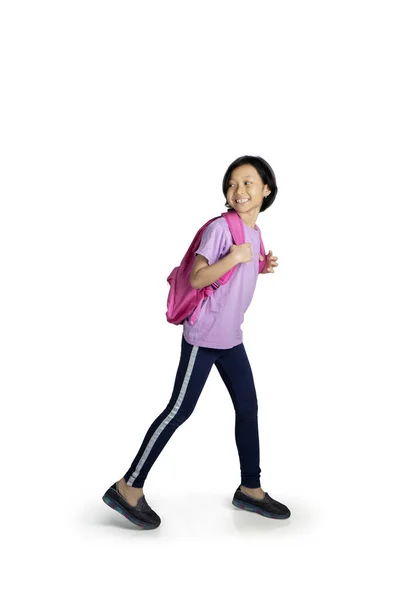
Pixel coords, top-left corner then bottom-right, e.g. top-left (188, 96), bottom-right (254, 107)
top-left (230, 243), bottom-right (253, 264)
top-left (259, 249), bottom-right (278, 274)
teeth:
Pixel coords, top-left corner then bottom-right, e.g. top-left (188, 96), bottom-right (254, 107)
top-left (236, 199), bottom-right (249, 204)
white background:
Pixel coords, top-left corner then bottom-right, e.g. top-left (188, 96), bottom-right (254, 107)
top-left (1, 0), bottom-right (399, 598)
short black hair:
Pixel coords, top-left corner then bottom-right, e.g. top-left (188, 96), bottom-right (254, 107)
top-left (222, 155), bottom-right (278, 213)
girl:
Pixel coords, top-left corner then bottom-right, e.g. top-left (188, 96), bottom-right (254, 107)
top-left (102, 155), bottom-right (291, 529)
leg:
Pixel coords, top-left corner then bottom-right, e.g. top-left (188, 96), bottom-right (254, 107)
top-left (214, 343), bottom-right (262, 492)
top-left (122, 335), bottom-right (219, 491)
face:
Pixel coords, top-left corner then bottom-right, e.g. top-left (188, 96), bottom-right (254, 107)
top-left (226, 164), bottom-right (271, 216)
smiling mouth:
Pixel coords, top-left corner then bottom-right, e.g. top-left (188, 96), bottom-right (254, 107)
top-left (235, 198), bottom-right (249, 204)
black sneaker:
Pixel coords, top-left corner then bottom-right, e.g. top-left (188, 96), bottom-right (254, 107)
top-left (102, 482), bottom-right (161, 529)
top-left (232, 485), bottom-right (291, 519)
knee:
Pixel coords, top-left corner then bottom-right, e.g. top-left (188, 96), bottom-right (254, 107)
top-left (169, 407), bottom-right (195, 427)
top-left (235, 405), bottom-right (258, 421)
top-left (177, 408), bottom-right (195, 424)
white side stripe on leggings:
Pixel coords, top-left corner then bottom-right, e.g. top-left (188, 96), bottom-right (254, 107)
top-left (127, 344), bottom-right (199, 486)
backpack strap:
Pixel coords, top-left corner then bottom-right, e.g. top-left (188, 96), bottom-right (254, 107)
top-left (213, 211), bottom-right (242, 285)
top-left (258, 234), bottom-right (267, 273)
top-left (221, 210), bottom-right (245, 245)
top-left (185, 212), bottom-right (267, 325)
top-left (220, 210), bottom-right (268, 277)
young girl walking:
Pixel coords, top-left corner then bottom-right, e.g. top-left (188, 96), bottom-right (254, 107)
top-left (102, 155), bottom-right (291, 529)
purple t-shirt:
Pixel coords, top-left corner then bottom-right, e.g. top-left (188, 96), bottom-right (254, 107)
top-left (183, 216), bottom-right (267, 349)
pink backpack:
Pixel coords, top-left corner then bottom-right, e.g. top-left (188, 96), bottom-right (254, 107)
top-left (166, 211), bottom-right (268, 325)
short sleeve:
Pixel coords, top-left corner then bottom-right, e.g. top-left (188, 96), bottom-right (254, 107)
top-left (195, 219), bottom-right (231, 265)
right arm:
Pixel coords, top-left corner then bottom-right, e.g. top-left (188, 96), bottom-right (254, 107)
top-left (190, 244), bottom-right (252, 290)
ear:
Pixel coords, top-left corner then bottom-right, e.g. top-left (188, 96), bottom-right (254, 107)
top-left (264, 185), bottom-right (271, 196)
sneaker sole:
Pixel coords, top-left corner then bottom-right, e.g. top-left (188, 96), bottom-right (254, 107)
top-left (232, 498), bottom-right (290, 519)
top-left (102, 492), bottom-right (160, 529)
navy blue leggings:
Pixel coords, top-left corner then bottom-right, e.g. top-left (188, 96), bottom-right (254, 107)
top-left (123, 334), bottom-right (261, 488)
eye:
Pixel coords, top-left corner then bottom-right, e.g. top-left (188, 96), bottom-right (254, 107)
top-left (245, 181), bottom-right (252, 185)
